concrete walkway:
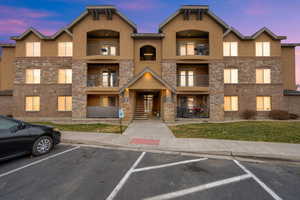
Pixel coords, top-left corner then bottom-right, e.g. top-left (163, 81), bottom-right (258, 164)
top-left (62, 129), bottom-right (300, 162)
top-left (123, 120), bottom-right (174, 139)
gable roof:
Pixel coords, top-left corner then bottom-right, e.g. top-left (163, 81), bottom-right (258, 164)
top-left (66, 5), bottom-right (137, 32)
top-left (11, 27), bottom-right (72, 41)
top-left (119, 67), bottom-right (176, 93)
top-left (223, 27), bottom-right (247, 40)
top-left (159, 5), bottom-right (230, 32)
top-left (251, 27), bottom-right (286, 40)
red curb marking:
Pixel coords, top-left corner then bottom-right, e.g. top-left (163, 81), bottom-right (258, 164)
top-left (130, 138), bottom-right (160, 145)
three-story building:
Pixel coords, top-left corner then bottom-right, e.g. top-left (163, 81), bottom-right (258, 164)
top-left (0, 5), bottom-right (299, 122)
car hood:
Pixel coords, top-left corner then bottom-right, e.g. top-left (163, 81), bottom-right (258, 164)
top-left (28, 123), bottom-right (54, 130)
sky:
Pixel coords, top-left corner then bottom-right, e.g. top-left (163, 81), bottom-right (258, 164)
top-left (0, 0), bottom-right (299, 84)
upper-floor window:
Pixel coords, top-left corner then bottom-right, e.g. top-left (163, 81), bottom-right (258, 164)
top-left (25, 96), bottom-right (40, 112)
top-left (224, 96), bottom-right (238, 111)
top-left (102, 71), bottom-right (117, 87)
top-left (26, 69), bottom-right (40, 84)
top-left (101, 44), bottom-right (116, 56)
top-left (179, 42), bottom-right (195, 56)
top-left (140, 45), bottom-right (156, 61)
top-left (224, 68), bottom-right (238, 84)
top-left (58, 96), bottom-right (72, 111)
top-left (256, 42), bottom-right (270, 57)
top-left (256, 96), bottom-right (271, 111)
top-left (223, 42), bottom-right (238, 56)
top-left (256, 68), bottom-right (271, 84)
top-left (58, 69), bottom-right (72, 84)
top-left (179, 71), bottom-right (194, 87)
top-left (26, 42), bottom-right (40, 57)
top-left (58, 42), bottom-right (73, 57)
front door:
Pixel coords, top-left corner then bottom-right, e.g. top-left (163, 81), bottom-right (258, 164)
top-left (135, 92), bottom-right (160, 119)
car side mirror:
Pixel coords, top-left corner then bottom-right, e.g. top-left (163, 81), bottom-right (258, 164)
top-left (17, 123), bottom-right (26, 130)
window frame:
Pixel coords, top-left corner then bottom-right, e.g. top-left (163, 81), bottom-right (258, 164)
top-left (223, 42), bottom-right (238, 57)
top-left (256, 42), bottom-right (271, 57)
top-left (57, 96), bottom-right (72, 112)
top-left (26, 42), bottom-right (41, 57)
top-left (224, 68), bottom-right (238, 84)
top-left (179, 70), bottom-right (194, 87)
top-left (25, 69), bottom-right (41, 84)
top-left (256, 96), bottom-right (272, 111)
top-left (256, 68), bottom-right (271, 84)
top-left (58, 42), bottom-right (73, 57)
top-left (25, 96), bottom-right (40, 112)
top-left (224, 96), bottom-right (239, 111)
top-left (58, 69), bottom-right (72, 84)
top-left (100, 44), bottom-right (117, 56)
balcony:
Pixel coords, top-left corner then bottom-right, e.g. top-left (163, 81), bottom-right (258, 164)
top-left (176, 30), bottom-right (209, 57)
top-left (87, 64), bottom-right (119, 89)
top-left (177, 95), bottom-right (209, 118)
top-left (86, 30), bottom-right (119, 57)
top-left (177, 74), bottom-right (209, 87)
top-left (87, 94), bottom-right (119, 118)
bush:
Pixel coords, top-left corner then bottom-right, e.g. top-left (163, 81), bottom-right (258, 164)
top-left (241, 110), bottom-right (257, 119)
top-left (289, 113), bottom-right (299, 120)
top-left (269, 110), bottom-right (290, 120)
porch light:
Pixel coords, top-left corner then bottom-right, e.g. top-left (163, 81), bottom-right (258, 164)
top-left (144, 53), bottom-right (154, 56)
top-left (144, 72), bottom-right (152, 80)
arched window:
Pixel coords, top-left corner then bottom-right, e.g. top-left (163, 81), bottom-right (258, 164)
top-left (140, 45), bottom-right (156, 61)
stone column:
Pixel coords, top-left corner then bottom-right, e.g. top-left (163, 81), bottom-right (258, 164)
top-left (119, 89), bottom-right (134, 122)
top-left (163, 89), bottom-right (176, 122)
top-left (72, 59), bottom-right (87, 118)
top-left (209, 62), bottom-right (225, 121)
top-left (162, 60), bottom-right (176, 88)
top-left (119, 60), bottom-right (134, 87)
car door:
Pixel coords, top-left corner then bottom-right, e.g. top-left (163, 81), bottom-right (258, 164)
top-left (0, 118), bottom-right (20, 158)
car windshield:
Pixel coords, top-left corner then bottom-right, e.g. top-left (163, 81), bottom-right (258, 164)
top-left (0, 118), bottom-right (19, 130)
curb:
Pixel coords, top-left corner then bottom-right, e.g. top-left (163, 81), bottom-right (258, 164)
top-left (62, 138), bottom-right (300, 163)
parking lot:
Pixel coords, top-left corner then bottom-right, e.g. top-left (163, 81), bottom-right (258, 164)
top-left (0, 145), bottom-right (300, 200)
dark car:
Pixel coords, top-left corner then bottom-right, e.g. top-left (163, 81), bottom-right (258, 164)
top-left (0, 116), bottom-right (61, 161)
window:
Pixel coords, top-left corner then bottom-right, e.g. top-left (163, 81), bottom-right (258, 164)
top-left (102, 71), bottom-right (116, 87)
top-left (187, 97), bottom-right (194, 110)
top-left (256, 96), bottom-right (271, 111)
top-left (58, 96), bottom-right (72, 111)
top-left (26, 69), bottom-right (40, 84)
top-left (0, 118), bottom-right (19, 130)
top-left (58, 69), bottom-right (72, 84)
top-left (224, 96), bottom-right (238, 111)
top-left (256, 42), bottom-right (270, 56)
top-left (223, 42), bottom-right (238, 56)
top-left (101, 96), bottom-right (116, 107)
top-left (101, 45), bottom-right (116, 56)
top-left (140, 46), bottom-right (156, 60)
top-left (26, 42), bottom-right (41, 57)
top-left (256, 69), bottom-right (271, 84)
top-left (224, 68), bottom-right (238, 84)
top-left (58, 42), bottom-right (73, 57)
top-left (179, 71), bottom-right (194, 87)
top-left (179, 42), bottom-right (195, 56)
top-left (25, 96), bottom-right (40, 111)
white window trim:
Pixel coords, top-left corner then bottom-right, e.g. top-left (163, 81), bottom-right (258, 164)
top-left (223, 42), bottom-right (238, 57)
top-left (58, 42), bottom-right (73, 57)
top-left (224, 96), bottom-right (239, 111)
top-left (224, 68), bottom-right (238, 84)
top-left (256, 68), bottom-right (271, 84)
top-left (26, 69), bottom-right (41, 84)
top-left (26, 42), bottom-right (41, 57)
top-left (25, 96), bottom-right (40, 112)
top-left (256, 42), bottom-right (270, 57)
top-left (58, 69), bottom-right (72, 84)
top-left (256, 96), bottom-right (271, 111)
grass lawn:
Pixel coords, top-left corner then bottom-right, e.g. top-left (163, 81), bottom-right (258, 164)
top-left (32, 122), bottom-right (126, 134)
top-left (169, 121), bottom-right (300, 143)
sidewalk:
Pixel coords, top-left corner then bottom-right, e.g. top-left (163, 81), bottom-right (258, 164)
top-left (61, 131), bottom-right (300, 162)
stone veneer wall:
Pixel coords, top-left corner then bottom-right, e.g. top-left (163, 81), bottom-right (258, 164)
top-left (119, 60), bottom-right (134, 87)
top-left (209, 61), bottom-right (225, 121)
top-left (284, 96), bottom-right (300, 116)
top-left (161, 60), bottom-right (177, 88)
top-left (223, 57), bottom-right (284, 120)
top-left (14, 57), bottom-right (72, 117)
top-left (72, 59), bottom-right (87, 118)
top-left (0, 95), bottom-right (13, 116)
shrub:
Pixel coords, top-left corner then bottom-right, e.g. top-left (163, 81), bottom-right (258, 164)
top-left (269, 110), bottom-right (290, 120)
top-left (289, 113), bottom-right (299, 120)
top-left (241, 110), bottom-right (257, 119)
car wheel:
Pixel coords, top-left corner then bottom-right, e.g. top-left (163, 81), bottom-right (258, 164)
top-left (32, 136), bottom-right (53, 156)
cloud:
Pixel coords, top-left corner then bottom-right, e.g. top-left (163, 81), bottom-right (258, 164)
top-left (244, 0), bottom-right (270, 16)
top-left (0, 6), bottom-right (62, 37)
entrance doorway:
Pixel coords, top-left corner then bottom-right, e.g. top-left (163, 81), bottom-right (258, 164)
top-left (135, 91), bottom-right (160, 120)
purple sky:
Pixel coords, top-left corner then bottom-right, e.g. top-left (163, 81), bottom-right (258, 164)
top-left (0, 0), bottom-right (299, 84)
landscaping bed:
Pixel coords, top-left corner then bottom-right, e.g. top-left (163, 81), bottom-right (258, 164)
top-left (169, 121), bottom-right (300, 143)
top-left (32, 122), bottom-right (126, 134)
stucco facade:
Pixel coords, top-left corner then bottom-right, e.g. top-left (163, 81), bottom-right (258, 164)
top-left (0, 5), bottom-right (299, 122)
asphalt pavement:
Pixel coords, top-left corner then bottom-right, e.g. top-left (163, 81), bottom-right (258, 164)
top-left (0, 144), bottom-right (299, 200)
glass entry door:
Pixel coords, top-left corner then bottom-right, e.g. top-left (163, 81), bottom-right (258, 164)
top-left (144, 95), bottom-right (153, 113)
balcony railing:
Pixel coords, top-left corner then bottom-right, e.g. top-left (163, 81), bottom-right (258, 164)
top-left (177, 106), bottom-right (209, 118)
top-left (87, 106), bottom-right (118, 118)
top-left (177, 44), bottom-right (209, 56)
top-left (87, 77), bottom-right (119, 87)
top-left (177, 74), bottom-right (209, 87)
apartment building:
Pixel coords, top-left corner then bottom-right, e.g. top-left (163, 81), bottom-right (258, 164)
top-left (0, 5), bottom-right (299, 122)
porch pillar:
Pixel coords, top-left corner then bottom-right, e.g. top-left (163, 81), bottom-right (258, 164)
top-left (162, 89), bottom-right (176, 122)
top-left (119, 89), bottom-right (134, 122)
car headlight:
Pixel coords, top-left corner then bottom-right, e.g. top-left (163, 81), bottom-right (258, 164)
top-left (53, 128), bottom-right (60, 132)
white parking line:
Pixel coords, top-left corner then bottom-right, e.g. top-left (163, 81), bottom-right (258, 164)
top-left (106, 152), bottom-right (146, 200)
top-left (143, 174), bottom-right (252, 200)
top-left (0, 146), bottom-right (80, 179)
top-left (133, 158), bottom-right (208, 173)
top-left (233, 160), bottom-right (282, 200)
